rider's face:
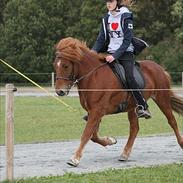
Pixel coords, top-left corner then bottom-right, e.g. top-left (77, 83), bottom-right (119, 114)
top-left (106, 0), bottom-right (117, 11)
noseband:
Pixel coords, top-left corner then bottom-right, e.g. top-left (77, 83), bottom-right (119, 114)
top-left (56, 74), bottom-right (78, 90)
top-left (56, 75), bottom-right (77, 82)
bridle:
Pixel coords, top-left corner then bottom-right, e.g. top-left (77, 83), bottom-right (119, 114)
top-left (56, 62), bottom-right (107, 87)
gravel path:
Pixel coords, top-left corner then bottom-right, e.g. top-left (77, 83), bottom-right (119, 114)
top-left (0, 135), bottom-right (183, 181)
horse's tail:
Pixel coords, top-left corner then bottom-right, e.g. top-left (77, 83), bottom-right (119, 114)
top-left (171, 94), bottom-right (183, 116)
top-left (163, 70), bottom-right (183, 116)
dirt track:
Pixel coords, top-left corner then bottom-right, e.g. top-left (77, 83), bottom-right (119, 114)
top-left (0, 135), bottom-right (183, 181)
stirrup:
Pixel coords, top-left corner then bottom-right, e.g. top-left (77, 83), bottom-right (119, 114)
top-left (135, 105), bottom-right (144, 114)
top-left (136, 105), bottom-right (151, 119)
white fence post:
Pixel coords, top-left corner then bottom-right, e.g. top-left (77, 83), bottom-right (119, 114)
top-left (5, 84), bottom-right (16, 182)
top-left (52, 72), bottom-right (55, 88)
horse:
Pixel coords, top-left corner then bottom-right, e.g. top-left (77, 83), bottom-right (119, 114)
top-left (54, 37), bottom-right (183, 167)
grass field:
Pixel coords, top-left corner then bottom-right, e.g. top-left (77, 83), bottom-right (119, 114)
top-left (2, 164), bottom-right (183, 183)
top-left (0, 96), bottom-right (183, 144)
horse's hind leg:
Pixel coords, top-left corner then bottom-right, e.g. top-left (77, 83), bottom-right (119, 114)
top-left (119, 109), bottom-right (139, 161)
top-left (153, 91), bottom-right (183, 148)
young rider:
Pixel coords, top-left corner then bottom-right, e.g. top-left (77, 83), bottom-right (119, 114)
top-left (91, 0), bottom-right (151, 119)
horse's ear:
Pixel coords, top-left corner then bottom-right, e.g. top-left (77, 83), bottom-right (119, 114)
top-left (54, 43), bottom-right (58, 49)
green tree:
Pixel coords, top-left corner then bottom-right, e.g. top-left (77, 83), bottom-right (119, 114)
top-left (147, 39), bottom-right (183, 83)
top-left (65, 0), bottom-right (106, 47)
top-left (0, 0), bottom-right (72, 83)
top-left (171, 0), bottom-right (183, 42)
top-left (0, 0), bottom-right (182, 84)
top-left (0, 0), bottom-right (4, 24)
top-left (133, 0), bottom-right (175, 44)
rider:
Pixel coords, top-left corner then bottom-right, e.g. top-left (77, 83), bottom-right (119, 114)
top-left (85, 0), bottom-right (151, 119)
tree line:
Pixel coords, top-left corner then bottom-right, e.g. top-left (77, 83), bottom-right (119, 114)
top-left (0, 0), bottom-right (182, 84)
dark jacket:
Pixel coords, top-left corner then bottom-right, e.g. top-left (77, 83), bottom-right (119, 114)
top-left (92, 11), bottom-right (134, 60)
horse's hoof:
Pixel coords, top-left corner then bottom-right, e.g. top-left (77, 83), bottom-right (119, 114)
top-left (107, 136), bottom-right (117, 146)
top-left (67, 158), bottom-right (79, 167)
top-left (178, 139), bottom-right (183, 149)
top-left (118, 154), bottom-right (129, 161)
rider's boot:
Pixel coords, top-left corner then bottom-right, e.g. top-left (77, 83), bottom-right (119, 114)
top-left (136, 105), bottom-right (151, 119)
top-left (132, 91), bottom-right (152, 119)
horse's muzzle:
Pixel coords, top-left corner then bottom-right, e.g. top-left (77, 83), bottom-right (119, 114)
top-left (56, 90), bottom-right (66, 96)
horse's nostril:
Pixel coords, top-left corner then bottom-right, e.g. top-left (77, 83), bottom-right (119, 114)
top-left (56, 90), bottom-right (65, 96)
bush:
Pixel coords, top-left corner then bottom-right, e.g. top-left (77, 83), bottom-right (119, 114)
top-left (145, 39), bottom-right (183, 84)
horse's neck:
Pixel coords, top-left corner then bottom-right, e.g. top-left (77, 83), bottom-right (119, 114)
top-left (76, 56), bottom-right (102, 91)
top-left (77, 56), bottom-right (102, 79)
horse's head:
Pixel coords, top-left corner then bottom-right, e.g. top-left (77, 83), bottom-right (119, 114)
top-left (53, 37), bottom-right (106, 96)
top-left (54, 51), bottom-right (77, 96)
top-left (54, 37), bottom-right (86, 96)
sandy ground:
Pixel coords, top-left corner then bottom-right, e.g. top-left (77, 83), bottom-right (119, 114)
top-left (0, 135), bottom-right (183, 181)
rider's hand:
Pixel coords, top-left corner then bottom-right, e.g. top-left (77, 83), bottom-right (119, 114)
top-left (106, 55), bottom-right (115, 63)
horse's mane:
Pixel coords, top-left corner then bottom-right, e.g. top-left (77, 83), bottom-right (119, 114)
top-left (56, 37), bottom-right (106, 63)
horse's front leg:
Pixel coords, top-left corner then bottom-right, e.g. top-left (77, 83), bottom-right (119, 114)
top-left (67, 111), bottom-right (101, 167)
top-left (91, 123), bottom-right (117, 146)
top-left (119, 109), bottom-right (139, 161)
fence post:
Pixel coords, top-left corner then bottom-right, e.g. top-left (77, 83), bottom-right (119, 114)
top-left (5, 84), bottom-right (16, 182)
top-left (51, 72), bottom-right (55, 88)
top-left (182, 72), bottom-right (183, 88)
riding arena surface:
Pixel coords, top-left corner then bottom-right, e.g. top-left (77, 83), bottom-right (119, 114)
top-left (0, 135), bottom-right (183, 181)
top-left (0, 87), bottom-right (183, 181)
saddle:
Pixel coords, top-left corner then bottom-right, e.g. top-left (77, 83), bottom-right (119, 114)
top-left (109, 61), bottom-right (145, 113)
top-left (109, 61), bottom-right (145, 89)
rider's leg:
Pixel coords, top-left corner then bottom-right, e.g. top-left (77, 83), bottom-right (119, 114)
top-left (119, 53), bottom-right (151, 119)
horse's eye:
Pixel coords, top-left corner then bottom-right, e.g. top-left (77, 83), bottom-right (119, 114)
top-left (63, 65), bottom-right (68, 69)
top-left (56, 56), bottom-right (61, 60)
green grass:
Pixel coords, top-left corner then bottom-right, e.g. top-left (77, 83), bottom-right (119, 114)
top-left (1, 97), bottom-right (183, 182)
top-left (0, 96), bottom-right (183, 144)
top-left (2, 164), bottom-right (183, 183)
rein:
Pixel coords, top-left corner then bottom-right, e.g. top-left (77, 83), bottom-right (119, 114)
top-left (56, 63), bottom-right (107, 86)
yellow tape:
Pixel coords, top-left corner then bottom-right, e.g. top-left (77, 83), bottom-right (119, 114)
top-left (0, 58), bottom-right (76, 112)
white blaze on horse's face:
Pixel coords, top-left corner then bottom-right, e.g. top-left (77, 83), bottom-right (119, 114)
top-left (54, 56), bottom-right (74, 96)
top-left (57, 60), bottom-right (61, 68)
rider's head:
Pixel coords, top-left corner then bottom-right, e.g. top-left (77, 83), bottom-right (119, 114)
top-left (105, 0), bottom-right (119, 11)
top-left (105, 0), bottom-right (134, 11)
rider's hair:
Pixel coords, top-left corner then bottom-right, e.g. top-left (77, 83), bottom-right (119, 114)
top-left (117, 0), bottom-right (122, 7)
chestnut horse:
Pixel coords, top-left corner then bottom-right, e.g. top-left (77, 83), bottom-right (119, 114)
top-left (54, 37), bottom-right (183, 167)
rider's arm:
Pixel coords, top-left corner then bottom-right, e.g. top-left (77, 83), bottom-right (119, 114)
top-left (92, 15), bottom-right (109, 53)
